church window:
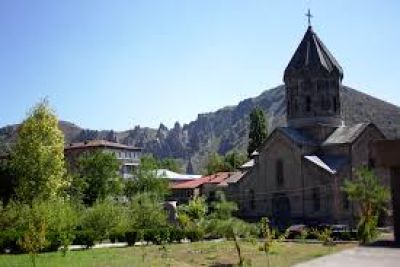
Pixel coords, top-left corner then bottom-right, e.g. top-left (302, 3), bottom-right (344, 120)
top-left (305, 96), bottom-right (311, 112)
top-left (333, 97), bottom-right (337, 112)
top-left (276, 159), bottom-right (284, 186)
top-left (343, 193), bottom-right (350, 210)
top-left (312, 187), bottom-right (320, 212)
top-left (249, 189), bottom-right (255, 210)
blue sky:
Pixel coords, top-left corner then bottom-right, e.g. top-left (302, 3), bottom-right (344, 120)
top-left (0, 0), bottom-right (399, 130)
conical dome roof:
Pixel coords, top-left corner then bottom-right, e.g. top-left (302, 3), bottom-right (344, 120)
top-left (284, 26), bottom-right (343, 80)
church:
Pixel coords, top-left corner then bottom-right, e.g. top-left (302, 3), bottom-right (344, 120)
top-left (228, 23), bottom-right (389, 226)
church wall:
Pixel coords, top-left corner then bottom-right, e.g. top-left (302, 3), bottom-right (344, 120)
top-left (302, 160), bottom-right (354, 224)
top-left (351, 125), bottom-right (389, 186)
top-left (231, 131), bottom-right (304, 222)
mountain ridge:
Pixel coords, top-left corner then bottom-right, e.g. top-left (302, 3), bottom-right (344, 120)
top-left (1, 85), bottom-right (400, 172)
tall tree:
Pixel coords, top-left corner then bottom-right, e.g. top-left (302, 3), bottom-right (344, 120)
top-left (76, 151), bottom-right (122, 205)
top-left (11, 100), bottom-right (67, 204)
top-left (247, 107), bottom-right (268, 157)
top-left (342, 167), bottom-right (390, 244)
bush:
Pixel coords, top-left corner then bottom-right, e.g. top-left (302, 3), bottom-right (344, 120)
top-left (185, 227), bottom-right (204, 242)
top-left (72, 229), bottom-right (96, 249)
top-left (125, 231), bottom-right (138, 246)
top-left (0, 230), bottom-right (23, 254)
top-left (168, 227), bottom-right (186, 243)
top-left (78, 199), bottom-right (129, 244)
top-left (143, 228), bottom-right (170, 245)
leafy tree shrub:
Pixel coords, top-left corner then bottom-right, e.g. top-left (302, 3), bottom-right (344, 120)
top-left (207, 192), bottom-right (254, 266)
top-left (0, 163), bottom-right (17, 204)
top-left (184, 227), bottom-right (205, 242)
top-left (204, 152), bottom-right (247, 175)
top-left (125, 156), bottom-right (170, 199)
top-left (342, 167), bottom-right (390, 244)
top-left (46, 199), bottom-right (78, 255)
top-left (125, 231), bottom-right (138, 246)
top-left (178, 196), bottom-right (207, 223)
top-left (313, 228), bottom-right (333, 246)
top-left (78, 199), bottom-right (128, 246)
top-left (76, 151), bottom-right (122, 205)
top-left (72, 229), bottom-right (96, 249)
top-left (11, 100), bottom-right (67, 204)
top-left (129, 193), bottom-right (168, 230)
top-left (168, 227), bottom-right (186, 243)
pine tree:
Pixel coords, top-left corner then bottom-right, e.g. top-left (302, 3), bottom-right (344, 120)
top-left (247, 107), bottom-right (268, 157)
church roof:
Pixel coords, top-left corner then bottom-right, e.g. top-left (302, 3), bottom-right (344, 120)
top-left (322, 123), bottom-right (369, 145)
top-left (284, 26), bottom-right (343, 80)
top-left (279, 127), bottom-right (318, 146)
top-left (304, 155), bottom-right (349, 174)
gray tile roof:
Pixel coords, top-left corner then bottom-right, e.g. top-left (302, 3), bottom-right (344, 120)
top-left (279, 127), bottom-right (318, 146)
top-left (284, 26), bottom-right (343, 80)
top-left (322, 123), bottom-right (369, 145)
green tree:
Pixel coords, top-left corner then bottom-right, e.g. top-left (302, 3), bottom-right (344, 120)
top-left (158, 158), bottom-right (182, 173)
top-left (224, 151), bottom-right (247, 171)
top-left (0, 162), bottom-right (17, 204)
top-left (79, 199), bottom-right (128, 244)
top-left (125, 155), bottom-right (169, 199)
top-left (204, 151), bottom-right (247, 175)
top-left (247, 107), bottom-right (268, 157)
top-left (259, 217), bottom-right (287, 267)
top-left (129, 193), bottom-right (167, 230)
top-left (342, 167), bottom-right (390, 244)
top-left (47, 199), bottom-right (78, 256)
top-left (180, 196), bottom-right (207, 222)
top-left (16, 200), bottom-right (53, 267)
top-left (205, 152), bottom-right (226, 175)
top-left (207, 192), bottom-right (254, 266)
top-left (76, 151), bottom-right (122, 205)
top-left (11, 100), bottom-right (67, 204)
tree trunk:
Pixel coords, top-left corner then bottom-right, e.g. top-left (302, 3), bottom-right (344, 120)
top-left (233, 234), bottom-right (243, 266)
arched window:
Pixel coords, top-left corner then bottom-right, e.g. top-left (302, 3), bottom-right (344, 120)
top-left (249, 189), bottom-right (255, 210)
top-left (305, 96), bottom-right (311, 112)
top-left (276, 160), bottom-right (284, 186)
top-left (343, 193), bottom-right (349, 210)
top-left (312, 188), bottom-right (320, 212)
top-left (333, 97), bottom-right (337, 112)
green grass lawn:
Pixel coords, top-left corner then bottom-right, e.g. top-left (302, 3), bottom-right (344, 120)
top-left (0, 241), bottom-right (355, 267)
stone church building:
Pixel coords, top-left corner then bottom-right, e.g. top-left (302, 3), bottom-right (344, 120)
top-left (228, 25), bottom-right (388, 226)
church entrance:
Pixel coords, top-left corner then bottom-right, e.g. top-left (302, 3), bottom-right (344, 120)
top-left (272, 193), bottom-right (291, 228)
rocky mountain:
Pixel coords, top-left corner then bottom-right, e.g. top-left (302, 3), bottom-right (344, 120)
top-left (1, 85), bottom-right (400, 172)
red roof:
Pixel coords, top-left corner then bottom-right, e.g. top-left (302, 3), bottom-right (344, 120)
top-left (171, 172), bottom-right (234, 189)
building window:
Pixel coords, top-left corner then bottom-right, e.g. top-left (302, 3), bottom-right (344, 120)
top-left (333, 97), bottom-right (337, 112)
top-left (305, 96), bottom-right (311, 112)
top-left (276, 159), bottom-right (284, 186)
top-left (249, 189), bottom-right (255, 210)
top-left (343, 193), bottom-right (349, 210)
top-left (312, 188), bottom-right (320, 212)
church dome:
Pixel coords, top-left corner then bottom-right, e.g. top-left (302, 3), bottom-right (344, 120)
top-left (284, 26), bottom-right (343, 82)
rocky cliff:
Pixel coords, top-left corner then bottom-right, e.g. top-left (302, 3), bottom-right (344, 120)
top-left (1, 85), bottom-right (400, 172)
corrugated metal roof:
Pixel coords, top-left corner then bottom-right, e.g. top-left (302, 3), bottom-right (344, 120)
top-left (304, 155), bottom-right (349, 174)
